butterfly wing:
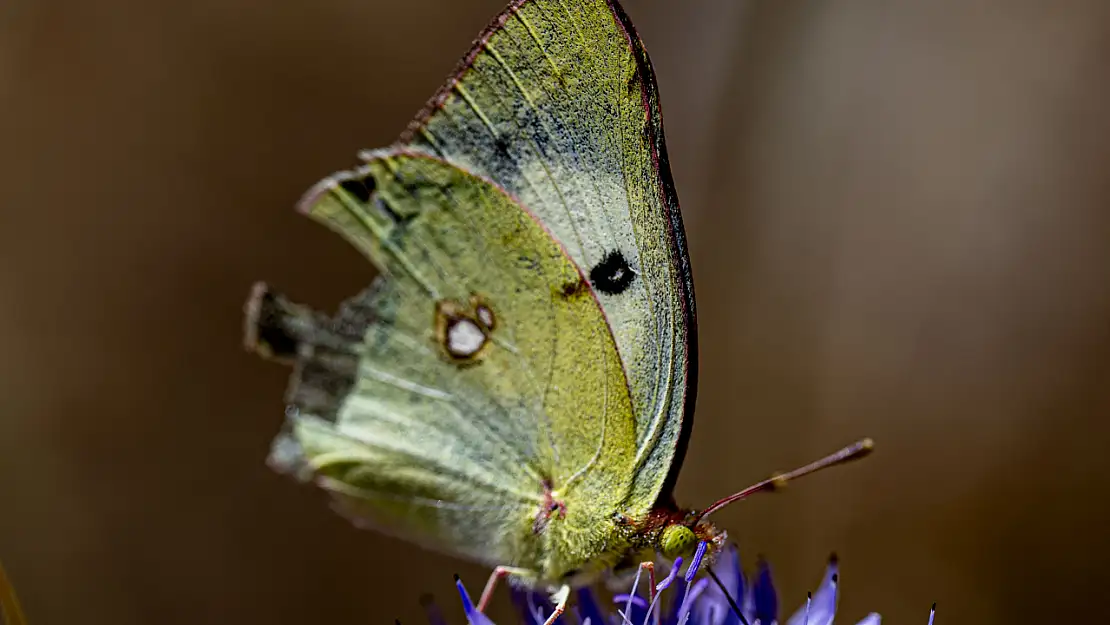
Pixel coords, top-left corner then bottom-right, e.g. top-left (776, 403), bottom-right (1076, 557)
top-left (248, 151), bottom-right (640, 580)
top-left (393, 0), bottom-right (697, 511)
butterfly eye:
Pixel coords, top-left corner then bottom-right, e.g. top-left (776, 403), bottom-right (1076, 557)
top-left (660, 524), bottom-right (697, 560)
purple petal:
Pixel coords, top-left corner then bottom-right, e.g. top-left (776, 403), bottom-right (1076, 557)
top-left (420, 594), bottom-right (448, 625)
top-left (613, 594), bottom-right (650, 610)
top-left (785, 556), bottom-right (838, 625)
top-left (576, 587), bottom-right (605, 625)
top-left (686, 543), bottom-right (707, 582)
top-left (658, 557), bottom-right (684, 593)
top-left (752, 559), bottom-right (777, 625)
top-left (511, 589), bottom-right (566, 625)
top-left (618, 565), bottom-right (653, 625)
top-left (677, 578), bottom-right (710, 625)
top-left (856, 613), bottom-right (882, 625)
top-left (455, 576), bottom-right (497, 625)
top-left (691, 545), bottom-right (749, 625)
top-left (665, 575), bottom-right (693, 625)
top-left (509, 588), bottom-right (537, 625)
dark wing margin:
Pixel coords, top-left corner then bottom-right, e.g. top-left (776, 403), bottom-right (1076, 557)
top-left (397, 0), bottom-right (528, 147)
top-left (604, 0), bottom-right (698, 505)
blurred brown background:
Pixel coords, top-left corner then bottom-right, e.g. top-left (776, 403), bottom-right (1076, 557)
top-left (2, 1), bottom-right (1109, 624)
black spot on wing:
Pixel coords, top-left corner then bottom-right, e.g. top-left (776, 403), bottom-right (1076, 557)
top-left (496, 140), bottom-right (528, 183)
top-left (251, 289), bottom-right (299, 358)
top-left (339, 176), bottom-right (374, 203)
top-left (589, 250), bottom-right (635, 295)
top-left (559, 278), bottom-right (588, 299)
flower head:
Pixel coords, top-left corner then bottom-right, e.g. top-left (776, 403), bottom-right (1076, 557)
top-left (448, 544), bottom-right (932, 625)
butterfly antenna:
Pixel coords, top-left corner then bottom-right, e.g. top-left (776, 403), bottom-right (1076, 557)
top-left (695, 438), bottom-right (874, 522)
top-left (706, 568), bottom-right (749, 625)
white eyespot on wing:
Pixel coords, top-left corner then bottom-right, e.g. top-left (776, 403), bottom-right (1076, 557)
top-left (476, 305), bottom-right (495, 330)
top-left (446, 317), bottom-right (487, 358)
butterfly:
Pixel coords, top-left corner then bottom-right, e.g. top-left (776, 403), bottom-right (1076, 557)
top-left (244, 0), bottom-right (871, 623)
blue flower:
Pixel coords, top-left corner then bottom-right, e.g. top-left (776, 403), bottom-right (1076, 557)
top-left (449, 545), bottom-right (935, 625)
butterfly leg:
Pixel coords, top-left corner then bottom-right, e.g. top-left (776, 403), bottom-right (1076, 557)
top-left (477, 565), bottom-right (534, 612)
top-left (616, 561), bottom-right (659, 624)
top-left (541, 585), bottom-right (570, 625)
top-left (637, 561), bottom-right (657, 602)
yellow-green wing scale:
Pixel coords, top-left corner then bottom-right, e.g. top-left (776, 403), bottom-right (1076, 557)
top-left (257, 152), bottom-right (640, 582)
top-left (391, 0), bottom-right (698, 514)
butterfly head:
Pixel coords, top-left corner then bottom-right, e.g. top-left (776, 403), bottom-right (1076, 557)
top-left (654, 512), bottom-right (727, 562)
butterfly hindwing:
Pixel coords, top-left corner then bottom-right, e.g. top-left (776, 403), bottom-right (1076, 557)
top-left (255, 152), bottom-right (640, 579)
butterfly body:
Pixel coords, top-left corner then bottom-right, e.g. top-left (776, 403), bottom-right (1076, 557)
top-left (248, 0), bottom-right (711, 595)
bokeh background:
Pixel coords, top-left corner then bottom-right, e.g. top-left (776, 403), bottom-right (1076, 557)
top-left (2, 1), bottom-right (1109, 623)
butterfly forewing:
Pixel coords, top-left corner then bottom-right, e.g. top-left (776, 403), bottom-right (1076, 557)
top-left (395, 0), bottom-right (697, 511)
